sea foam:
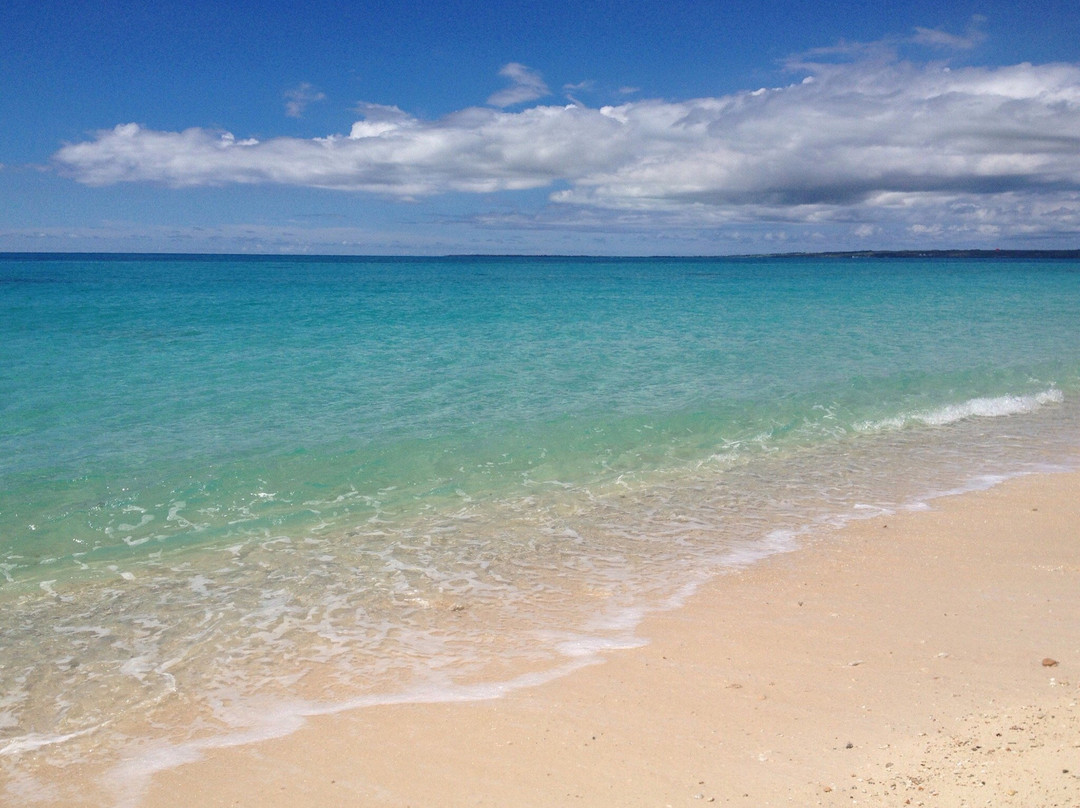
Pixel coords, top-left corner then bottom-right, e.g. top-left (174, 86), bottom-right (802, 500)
top-left (857, 388), bottom-right (1063, 433)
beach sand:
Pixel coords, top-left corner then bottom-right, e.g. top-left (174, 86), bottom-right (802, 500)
top-left (137, 470), bottom-right (1080, 807)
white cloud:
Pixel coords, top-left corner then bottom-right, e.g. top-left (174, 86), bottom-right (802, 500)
top-left (283, 82), bottom-right (327, 118)
top-left (792, 17), bottom-right (986, 65)
top-left (54, 56), bottom-right (1080, 241)
top-left (55, 104), bottom-right (627, 195)
top-left (911, 27), bottom-right (977, 50)
top-left (911, 15), bottom-right (987, 50)
top-left (486, 63), bottom-right (550, 107)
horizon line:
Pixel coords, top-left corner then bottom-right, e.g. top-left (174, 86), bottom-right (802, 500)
top-left (3, 248), bottom-right (1080, 261)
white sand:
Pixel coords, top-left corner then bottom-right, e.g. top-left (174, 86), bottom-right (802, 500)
top-left (123, 471), bottom-right (1080, 806)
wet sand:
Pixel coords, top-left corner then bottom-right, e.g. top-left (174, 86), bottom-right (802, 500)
top-left (139, 470), bottom-right (1080, 807)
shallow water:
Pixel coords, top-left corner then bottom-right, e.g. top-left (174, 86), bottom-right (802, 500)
top-left (2, 254), bottom-right (1079, 804)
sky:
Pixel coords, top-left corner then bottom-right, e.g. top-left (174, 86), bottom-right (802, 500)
top-left (3, 0), bottom-right (1080, 255)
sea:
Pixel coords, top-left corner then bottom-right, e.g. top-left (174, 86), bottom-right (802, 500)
top-left (2, 253), bottom-right (1079, 804)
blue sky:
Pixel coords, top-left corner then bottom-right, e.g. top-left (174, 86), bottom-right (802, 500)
top-left (3, 1), bottom-right (1080, 254)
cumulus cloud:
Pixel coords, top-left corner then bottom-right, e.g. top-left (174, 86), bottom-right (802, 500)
top-left (487, 63), bottom-right (550, 107)
top-left (54, 55), bottom-right (1080, 239)
top-left (283, 82), bottom-right (327, 118)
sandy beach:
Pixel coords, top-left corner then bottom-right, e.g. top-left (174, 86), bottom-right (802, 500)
top-left (126, 470), bottom-right (1080, 806)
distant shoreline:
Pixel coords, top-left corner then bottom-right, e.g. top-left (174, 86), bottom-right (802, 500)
top-left (754, 248), bottom-right (1080, 259)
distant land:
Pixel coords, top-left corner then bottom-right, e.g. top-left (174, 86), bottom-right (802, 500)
top-left (749, 249), bottom-right (1080, 259)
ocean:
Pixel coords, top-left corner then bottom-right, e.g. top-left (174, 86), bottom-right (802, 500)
top-left (2, 253), bottom-right (1079, 804)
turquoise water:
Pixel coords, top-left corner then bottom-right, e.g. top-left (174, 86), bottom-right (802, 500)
top-left (2, 254), bottom-right (1080, 803)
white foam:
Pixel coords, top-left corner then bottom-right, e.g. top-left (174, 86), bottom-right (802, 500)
top-left (917, 389), bottom-right (1063, 426)
top-left (166, 501), bottom-right (193, 527)
top-left (117, 512), bottom-right (154, 532)
top-left (554, 632), bottom-right (648, 658)
top-left (103, 651), bottom-right (621, 808)
top-left (857, 388), bottom-right (1064, 433)
top-left (718, 527), bottom-right (802, 568)
top-left (900, 471), bottom-right (1022, 511)
top-left (188, 574), bottom-right (212, 595)
top-left (0, 725), bottom-right (101, 757)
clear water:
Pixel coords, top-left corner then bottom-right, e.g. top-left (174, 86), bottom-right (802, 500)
top-left (2, 254), bottom-right (1079, 804)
